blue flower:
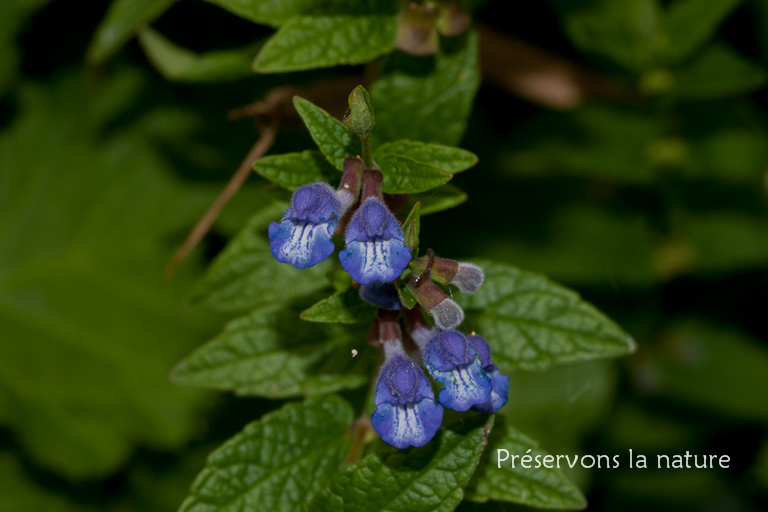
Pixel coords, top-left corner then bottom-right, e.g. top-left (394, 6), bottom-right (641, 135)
top-left (468, 334), bottom-right (509, 413)
top-left (359, 281), bottom-right (403, 310)
top-left (371, 352), bottom-right (443, 449)
top-left (339, 197), bottom-right (412, 284)
top-left (268, 182), bottom-right (340, 269)
top-left (423, 330), bottom-right (492, 412)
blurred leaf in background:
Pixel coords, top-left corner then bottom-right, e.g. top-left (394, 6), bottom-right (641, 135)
top-left (0, 71), bottom-right (224, 479)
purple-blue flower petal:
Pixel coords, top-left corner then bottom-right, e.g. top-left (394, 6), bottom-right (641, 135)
top-left (424, 330), bottom-right (492, 412)
top-left (371, 400), bottom-right (443, 449)
top-left (268, 182), bottom-right (340, 269)
top-left (374, 354), bottom-right (433, 406)
top-left (372, 352), bottom-right (443, 449)
top-left (340, 238), bottom-right (411, 284)
top-left (340, 197), bottom-right (411, 284)
top-left (472, 366), bottom-right (509, 413)
top-left (268, 219), bottom-right (335, 269)
top-left (359, 281), bottom-right (403, 310)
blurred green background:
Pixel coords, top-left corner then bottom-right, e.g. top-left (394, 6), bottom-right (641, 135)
top-left (1, 0), bottom-right (768, 511)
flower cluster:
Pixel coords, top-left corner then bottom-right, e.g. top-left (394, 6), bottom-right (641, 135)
top-left (268, 156), bottom-right (508, 449)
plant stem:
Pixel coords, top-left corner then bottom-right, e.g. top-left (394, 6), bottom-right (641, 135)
top-left (361, 133), bottom-right (374, 168)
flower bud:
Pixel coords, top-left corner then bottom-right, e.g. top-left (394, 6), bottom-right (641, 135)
top-left (343, 85), bottom-right (375, 135)
top-left (336, 157), bottom-right (364, 213)
top-left (406, 271), bottom-right (464, 330)
top-left (411, 256), bottom-right (484, 294)
top-left (395, 2), bottom-right (439, 56)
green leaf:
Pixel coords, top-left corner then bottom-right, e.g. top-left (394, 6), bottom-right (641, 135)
top-left (465, 421), bottom-right (586, 509)
top-left (402, 201), bottom-right (421, 253)
top-left (172, 304), bottom-right (374, 397)
top-left (670, 44), bottom-right (767, 100)
top-left (203, 0), bottom-right (312, 27)
top-left (550, 0), bottom-right (662, 72)
top-left (499, 104), bottom-right (660, 184)
top-left (190, 202), bottom-right (331, 312)
top-left (0, 451), bottom-right (92, 511)
top-left (137, 28), bottom-right (260, 82)
top-left (0, 0), bottom-right (52, 93)
top-left (253, 2), bottom-right (398, 73)
top-left (409, 184), bottom-right (468, 215)
top-left (455, 261), bottom-right (635, 371)
top-left (179, 396), bottom-right (354, 512)
top-left (343, 85), bottom-right (375, 135)
top-left (300, 288), bottom-right (377, 324)
top-left (395, 282), bottom-right (418, 309)
top-left (293, 96), bottom-right (358, 170)
top-left (0, 74), bottom-right (220, 479)
top-left (375, 140), bottom-right (477, 174)
top-left (662, 0), bottom-right (743, 64)
top-left (372, 30), bottom-right (480, 146)
top-left (377, 154), bottom-right (452, 194)
top-left (642, 322), bottom-right (768, 421)
top-left (254, 151), bottom-right (339, 191)
top-left (308, 414), bottom-right (494, 512)
top-left (87, 0), bottom-right (177, 64)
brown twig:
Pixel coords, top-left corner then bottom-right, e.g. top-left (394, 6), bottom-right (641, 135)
top-left (163, 114), bottom-right (279, 280)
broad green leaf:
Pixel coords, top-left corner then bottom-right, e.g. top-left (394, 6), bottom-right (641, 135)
top-left (409, 184), bottom-right (468, 215)
top-left (550, 0), bottom-right (662, 72)
top-left (87, 0), bottom-right (177, 64)
top-left (0, 0), bottom-right (51, 93)
top-left (377, 153), bottom-right (452, 194)
top-left (172, 304), bottom-right (373, 397)
top-left (179, 396), bottom-right (353, 512)
top-left (137, 28), bottom-right (259, 82)
top-left (0, 452), bottom-right (93, 511)
top-left (254, 150), bottom-right (339, 191)
top-left (308, 414), bottom-right (494, 512)
top-left (0, 74), bottom-right (220, 479)
top-left (253, 1), bottom-right (398, 73)
top-left (293, 96), bottom-right (358, 170)
top-left (671, 211), bottom-right (768, 273)
top-left (190, 202), bottom-right (331, 312)
top-left (203, 0), bottom-right (312, 27)
top-left (662, 0), bottom-right (743, 64)
top-left (499, 104), bottom-right (660, 184)
top-left (372, 30), bottom-right (480, 146)
top-left (456, 261), bottom-right (635, 371)
top-left (638, 322), bottom-right (768, 421)
top-left (465, 421), bottom-right (586, 509)
top-left (375, 140), bottom-right (477, 174)
top-left (682, 129), bottom-right (768, 181)
top-left (670, 44), bottom-right (767, 100)
top-left (478, 205), bottom-right (658, 287)
top-left (300, 288), bottom-right (377, 324)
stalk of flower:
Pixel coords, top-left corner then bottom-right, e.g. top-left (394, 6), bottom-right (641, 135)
top-left (468, 334), bottom-right (510, 413)
top-left (370, 310), bottom-right (443, 449)
top-left (339, 169), bottom-right (412, 285)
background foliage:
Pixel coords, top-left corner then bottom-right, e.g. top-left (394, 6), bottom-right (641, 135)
top-left (1, 0), bottom-right (768, 510)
